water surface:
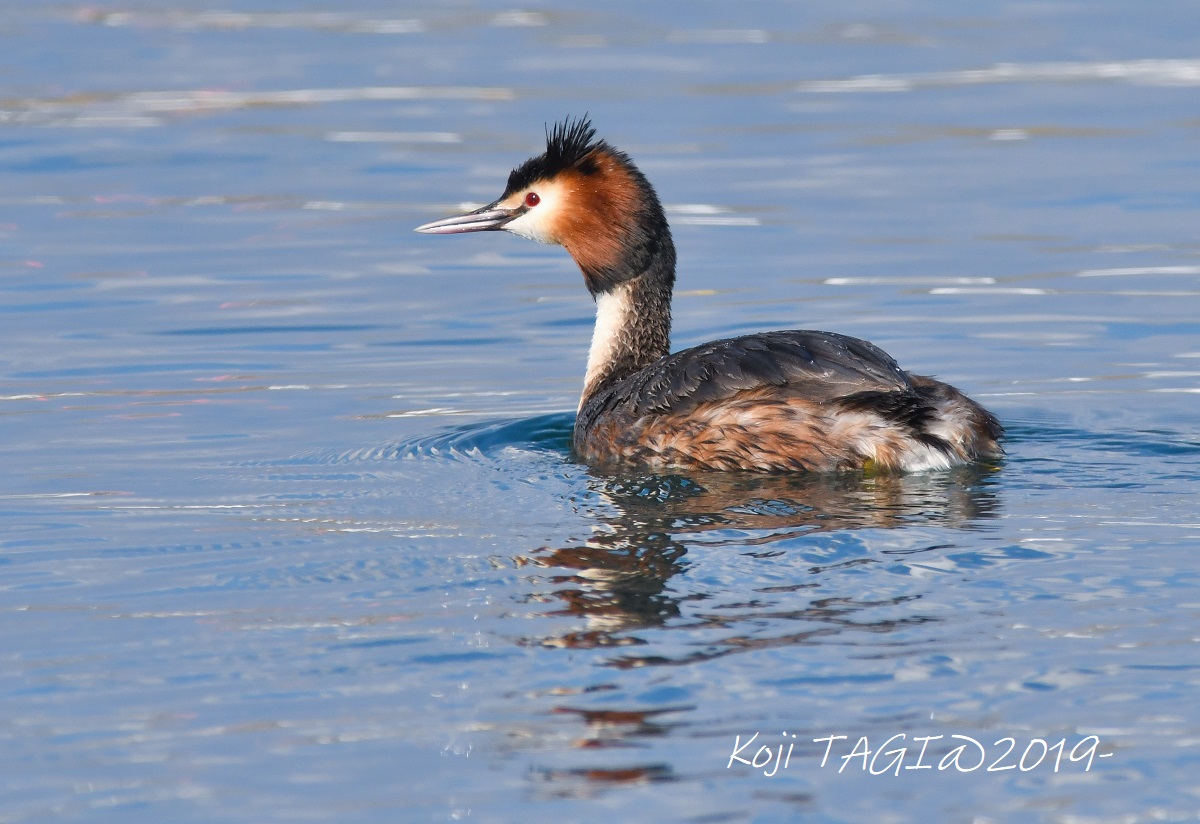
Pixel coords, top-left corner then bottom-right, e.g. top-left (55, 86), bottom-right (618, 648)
top-left (2, 2), bottom-right (1198, 822)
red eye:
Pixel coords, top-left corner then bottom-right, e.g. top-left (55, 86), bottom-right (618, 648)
top-left (524, 192), bottom-right (540, 208)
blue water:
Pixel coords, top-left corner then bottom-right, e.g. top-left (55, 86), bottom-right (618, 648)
top-left (2, 2), bottom-right (1199, 822)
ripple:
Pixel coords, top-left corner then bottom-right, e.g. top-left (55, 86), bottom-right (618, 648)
top-left (1005, 420), bottom-right (1200, 459)
top-left (74, 9), bottom-right (425, 34)
top-left (1, 86), bottom-right (513, 127)
top-left (796, 59), bottom-right (1200, 93)
top-left (337, 413), bottom-right (575, 465)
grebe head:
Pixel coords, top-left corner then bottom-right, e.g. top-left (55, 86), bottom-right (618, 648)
top-left (415, 116), bottom-right (674, 296)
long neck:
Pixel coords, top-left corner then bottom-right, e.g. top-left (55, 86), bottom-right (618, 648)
top-left (580, 258), bottom-right (673, 408)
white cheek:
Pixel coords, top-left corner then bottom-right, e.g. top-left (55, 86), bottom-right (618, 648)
top-left (503, 189), bottom-right (562, 244)
top-left (504, 211), bottom-right (552, 243)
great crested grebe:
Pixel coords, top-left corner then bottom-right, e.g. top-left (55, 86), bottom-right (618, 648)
top-left (415, 117), bottom-right (1002, 473)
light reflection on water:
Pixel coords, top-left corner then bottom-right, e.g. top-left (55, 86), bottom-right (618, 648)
top-left (2, 1), bottom-right (1199, 822)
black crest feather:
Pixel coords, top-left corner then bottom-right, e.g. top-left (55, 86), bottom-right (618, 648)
top-left (503, 115), bottom-right (608, 195)
top-left (544, 116), bottom-right (603, 173)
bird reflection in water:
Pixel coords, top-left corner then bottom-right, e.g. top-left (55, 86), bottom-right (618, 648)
top-left (515, 464), bottom-right (1000, 793)
top-left (518, 464), bottom-right (1002, 660)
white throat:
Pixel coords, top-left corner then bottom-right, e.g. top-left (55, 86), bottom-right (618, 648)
top-left (581, 284), bottom-right (635, 407)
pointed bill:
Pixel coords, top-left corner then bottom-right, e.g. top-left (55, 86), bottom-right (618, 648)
top-left (414, 206), bottom-right (514, 235)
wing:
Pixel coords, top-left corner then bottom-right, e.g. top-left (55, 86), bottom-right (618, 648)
top-left (586, 329), bottom-right (915, 424)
